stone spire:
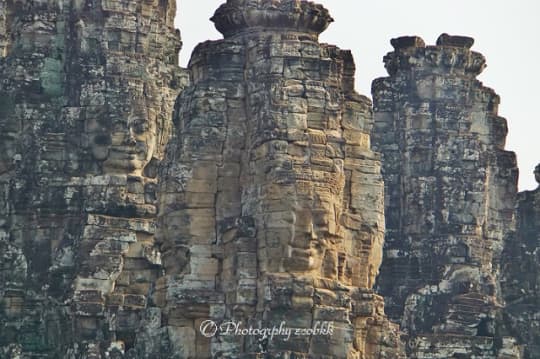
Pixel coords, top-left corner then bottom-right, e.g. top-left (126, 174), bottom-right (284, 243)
top-left (155, 0), bottom-right (404, 357)
top-left (372, 34), bottom-right (521, 358)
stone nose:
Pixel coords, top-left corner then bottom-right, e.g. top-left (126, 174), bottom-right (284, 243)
top-left (123, 129), bottom-right (137, 146)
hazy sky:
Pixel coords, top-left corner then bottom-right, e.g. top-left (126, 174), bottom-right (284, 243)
top-left (176, 0), bottom-right (540, 190)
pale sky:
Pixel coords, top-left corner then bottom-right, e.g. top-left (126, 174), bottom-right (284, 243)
top-left (176, 0), bottom-right (540, 191)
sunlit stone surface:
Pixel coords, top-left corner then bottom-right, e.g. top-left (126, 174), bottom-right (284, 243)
top-left (155, 0), bottom-right (404, 357)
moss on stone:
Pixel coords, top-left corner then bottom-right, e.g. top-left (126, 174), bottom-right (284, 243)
top-left (40, 58), bottom-right (64, 98)
top-left (0, 94), bottom-right (13, 117)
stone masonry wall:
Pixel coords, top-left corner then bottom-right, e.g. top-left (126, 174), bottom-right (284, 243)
top-left (372, 34), bottom-right (521, 358)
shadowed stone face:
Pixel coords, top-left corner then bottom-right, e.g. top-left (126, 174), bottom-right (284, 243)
top-left (0, 113), bottom-right (18, 175)
top-left (0, 2), bottom-right (60, 174)
top-left (90, 102), bottom-right (158, 176)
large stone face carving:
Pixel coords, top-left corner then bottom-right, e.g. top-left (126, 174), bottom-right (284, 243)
top-left (103, 111), bottom-right (155, 176)
top-left (155, 1), bottom-right (404, 358)
top-left (372, 34), bottom-right (522, 358)
top-left (0, 0), bottom-right (187, 357)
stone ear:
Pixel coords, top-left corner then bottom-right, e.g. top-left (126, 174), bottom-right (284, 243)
top-left (143, 157), bottom-right (160, 179)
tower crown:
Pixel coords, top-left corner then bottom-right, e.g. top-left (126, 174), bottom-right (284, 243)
top-left (384, 33), bottom-right (486, 76)
top-left (211, 0), bottom-right (333, 38)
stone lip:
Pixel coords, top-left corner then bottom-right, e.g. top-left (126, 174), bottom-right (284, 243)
top-left (211, 0), bottom-right (334, 38)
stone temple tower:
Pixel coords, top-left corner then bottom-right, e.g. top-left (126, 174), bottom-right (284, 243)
top-left (372, 34), bottom-right (521, 357)
top-left (156, 0), bottom-right (404, 357)
top-left (0, 0), bottom-right (187, 357)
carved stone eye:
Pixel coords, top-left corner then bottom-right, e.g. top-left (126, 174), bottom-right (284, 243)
top-left (132, 120), bottom-right (149, 134)
top-left (93, 134), bottom-right (111, 145)
top-left (113, 123), bottom-right (126, 132)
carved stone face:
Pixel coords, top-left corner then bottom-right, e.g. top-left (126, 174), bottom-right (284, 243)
top-left (89, 103), bottom-right (157, 176)
top-left (0, 96), bottom-right (19, 175)
top-left (17, 17), bottom-right (57, 52)
top-left (0, 132), bottom-right (17, 175)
